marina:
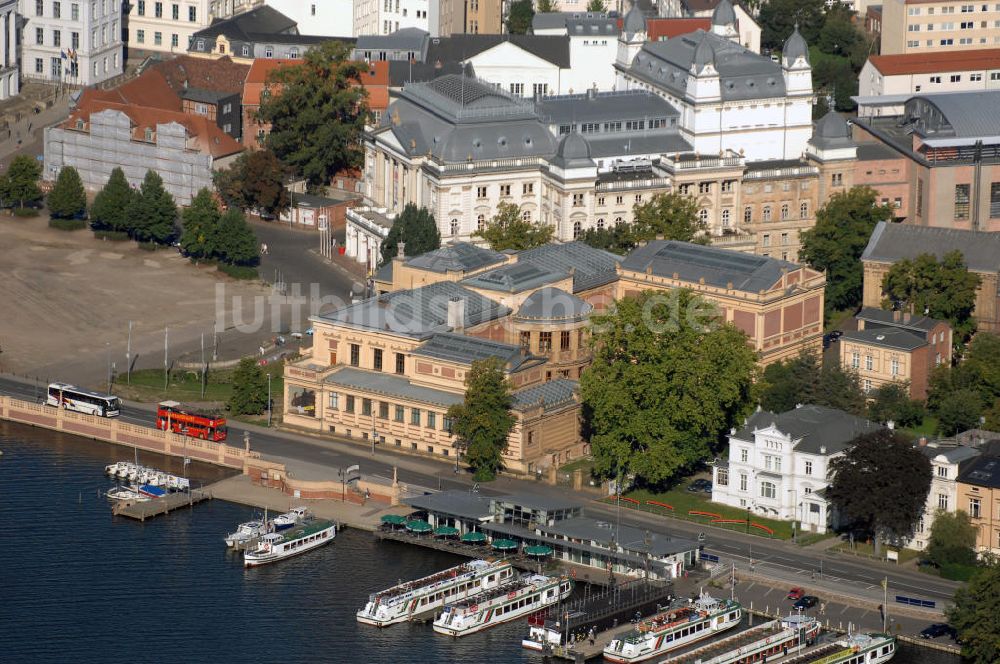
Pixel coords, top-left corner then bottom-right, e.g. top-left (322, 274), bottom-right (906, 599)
top-left (111, 487), bottom-right (212, 520)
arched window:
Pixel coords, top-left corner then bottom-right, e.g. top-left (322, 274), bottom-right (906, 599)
top-left (780, 204), bottom-right (789, 220)
top-left (721, 209), bottom-right (731, 227)
top-left (450, 219), bottom-right (460, 236)
top-left (744, 206), bottom-right (752, 224)
top-left (800, 201), bottom-right (808, 219)
top-left (762, 205), bottom-right (772, 222)
top-left (521, 210), bottom-right (531, 222)
top-left (760, 481), bottom-right (776, 499)
top-left (573, 221), bottom-right (582, 239)
top-left (596, 218), bottom-right (605, 230)
top-left (614, 216), bottom-right (623, 225)
top-left (476, 214), bottom-right (486, 231)
top-left (698, 209), bottom-right (709, 225)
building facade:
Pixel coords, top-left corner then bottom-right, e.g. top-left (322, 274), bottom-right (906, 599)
top-left (712, 405), bottom-right (884, 533)
top-left (0, 0), bottom-right (18, 99)
top-left (264, 0), bottom-right (353, 37)
top-left (957, 441), bottom-right (1000, 556)
top-left (859, 49), bottom-right (1000, 109)
top-left (910, 440), bottom-right (980, 550)
top-left (880, 0), bottom-right (1000, 55)
top-left (22, 0), bottom-right (124, 85)
top-left (126, 0), bottom-right (262, 54)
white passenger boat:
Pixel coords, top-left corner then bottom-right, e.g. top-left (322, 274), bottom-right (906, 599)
top-left (243, 519), bottom-right (336, 567)
top-left (811, 632), bottom-right (896, 664)
top-left (357, 559), bottom-right (515, 627)
top-left (226, 520), bottom-right (267, 548)
top-left (603, 594), bottom-right (742, 663)
top-left (660, 614), bottom-right (821, 664)
top-left (433, 574), bottom-right (573, 637)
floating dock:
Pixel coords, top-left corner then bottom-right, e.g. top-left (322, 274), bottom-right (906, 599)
top-left (112, 489), bottom-right (211, 521)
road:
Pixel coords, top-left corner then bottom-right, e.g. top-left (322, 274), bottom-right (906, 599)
top-left (0, 374), bottom-right (962, 606)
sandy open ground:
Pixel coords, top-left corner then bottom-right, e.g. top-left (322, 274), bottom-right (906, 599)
top-left (0, 216), bottom-right (271, 385)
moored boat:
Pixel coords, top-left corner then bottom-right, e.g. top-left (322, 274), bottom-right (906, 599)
top-left (663, 614), bottom-right (821, 664)
top-left (106, 486), bottom-right (150, 502)
top-left (225, 520), bottom-right (266, 548)
top-left (805, 632), bottom-right (895, 664)
top-left (432, 573), bottom-right (573, 637)
top-left (243, 518), bottom-right (336, 567)
top-left (138, 484), bottom-right (168, 499)
top-left (603, 593), bottom-right (742, 664)
top-left (272, 506), bottom-right (309, 531)
top-left (357, 559), bottom-right (515, 627)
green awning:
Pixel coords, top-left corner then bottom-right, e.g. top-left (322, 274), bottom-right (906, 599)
top-left (434, 525), bottom-right (460, 537)
top-left (406, 519), bottom-right (433, 533)
top-left (460, 531), bottom-right (487, 543)
top-left (381, 514), bottom-right (408, 525)
top-left (492, 538), bottom-right (518, 551)
top-left (525, 545), bottom-right (553, 556)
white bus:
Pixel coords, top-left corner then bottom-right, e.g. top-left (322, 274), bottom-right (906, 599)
top-left (47, 383), bottom-right (121, 417)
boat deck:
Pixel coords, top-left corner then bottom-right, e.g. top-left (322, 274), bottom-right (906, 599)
top-left (664, 621), bottom-right (784, 663)
top-left (777, 641), bottom-right (844, 663)
top-left (112, 489), bottom-right (211, 521)
top-left (451, 578), bottom-right (528, 609)
top-left (279, 518), bottom-right (336, 541)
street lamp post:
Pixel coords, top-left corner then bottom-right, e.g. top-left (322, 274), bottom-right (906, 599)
top-left (267, 373), bottom-right (272, 427)
top-left (788, 489), bottom-right (798, 544)
top-left (106, 341), bottom-right (112, 393)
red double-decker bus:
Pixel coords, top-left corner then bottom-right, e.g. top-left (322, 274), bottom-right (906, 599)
top-left (156, 400), bottom-right (228, 441)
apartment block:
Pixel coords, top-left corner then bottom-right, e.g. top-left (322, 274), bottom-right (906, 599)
top-left (881, 0), bottom-right (1000, 55)
top-left (21, 0), bottom-right (124, 86)
top-left (126, 0), bottom-right (261, 54)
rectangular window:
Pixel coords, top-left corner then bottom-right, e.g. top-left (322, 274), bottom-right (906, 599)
top-left (508, 82), bottom-right (524, 96)
top-left (805, 460), bottom-right (812, 475)
top-left (990, 183), bottom-right (1000, 218)
top-left (560, 330), bottom-right (570, 351)
top-left (572, 193), bottom-right (584, 207)
top-left (891, 358), bottom-right (900, 376)
top-left (937, 466), bottom-right (948, 478)
top-left (137, 0), bottom-right (145, 14)
top-left (938, 493), bottom-right (949, 510)
top-left (71, 32), bottom-right (79, 48)
top-left (350, 344), bottom-right (360, 367)
top-left (765, 455), bottom-right (773, 471)
top-left (394, 405), bottom-right (404, 422)
top-left (53, 31), bottom-right (61, 47)
top-left (832, 173), bottom-right (843, 186)
top-left (35, 58), bottom-right (43, 74)
top-left (171, 34), bottom-right (179, 47)
top-left (410, 408), bottom-right (420, 426)
top-left (345, 395), bottom-right (355, 413)
top-left (500, 184), bottom-right (511, 197)
top-left (378, 401), bottom-right (389, 419)
top-left (717, 468), bottom-right (729, 486)
top-left (698, 182), bottom-right (712, 194)
top-left (328, 393), bottom-right (339, 409)
top-left (361, 398), bottom-right (372, 416)
top-left (36, 27), bottom-right (43, 44)
top-left (955, 184), bottom-right (971, 219)
top-left (154, 31), bottom-right (162, 46)
top-left (739, 473), bottom-right (747, 491)
top-left (189, 5), bottom-right (196, 21)
top-left (136, 29), bottom-right (145, 43)
top-left (171, 3), bottom-right (178, 19)
top-left (476, 186), bottom-right (487, 198)
top-left (71, 3), bottom-right (78, 20)
top-left (970, 498), bottom-right (981, 518)
top-left (155, 1), bottom-right (162, 17)
top-left (851, 351), bottom-right (860, 369)
top-left (539, 331), bottom-right (552, 352)
top-left (427, 412), bottom-right (436, 429)
top-left (395, 353), bottom-right (405, 375)
top-left (760, 482), bottom-right (776, 499)
top-left (740, 448), bottom-right (748, 463)
top-left (523, 183), bottom-right (533, 195)
top-left (443, 416), bottom-right (453, 433)
top-left (54, 1), bottom-right (61, 18)
top-left (373, 348), bottom-right (383, 372)
top-left (36, 0), bottom-right (43, 15)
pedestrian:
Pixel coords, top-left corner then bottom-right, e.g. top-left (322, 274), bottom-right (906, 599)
top-left (589, 626), bottom-right (595, 646)
top-left (27, 122), bottom-right (32, 132)
top-left (259, 345), bottom-right (265, 357)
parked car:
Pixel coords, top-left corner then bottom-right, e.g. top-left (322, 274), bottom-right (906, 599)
top-left (919, 624), bottom-right (956, 639)
top-left (687, 479), bottom-right (712, 493)
top-left (793, 595), bottom-right (818, 610)
top-left (787, 587), bottom-right (805, 600)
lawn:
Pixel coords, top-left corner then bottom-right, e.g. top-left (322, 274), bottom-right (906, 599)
top-left (619, 486), bottom-right (796, 540)
top-left (558, 456), bottom-right (595, 475)
top-left (899, 415), bottom-right (938, 440)
top-left (114, 362), bottom-right (284, 416)
top-left (830, 540), bottom-right (921, 564)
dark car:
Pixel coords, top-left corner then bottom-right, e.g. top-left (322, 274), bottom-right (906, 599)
top-left (920, 624), bottom-right (955, 639)
top-left (687, 479), bottom-right (712, 493)
top-left (793, 595), bottom-right (819, 610)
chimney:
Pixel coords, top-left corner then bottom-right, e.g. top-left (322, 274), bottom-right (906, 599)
top-left (820, 445), bottom-right (827, 454)
top-left (447, 297), bottom-right (466, 331)
top-left (893, 310), bottom-right (901, 322)
top-left (397, 241), bottom-right (405, 259)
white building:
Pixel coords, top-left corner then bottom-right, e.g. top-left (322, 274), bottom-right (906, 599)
top-left (21, 0), bottom-right (124, 85)
top-left (531, 12), bottom-right (620, 92)
top-left (0, 0), bottom-right (19, 99)
top-left (711, 405), bottom-right (883, 534)
top-left (680, 0), bottom-right (761, 54)
top-left (354, 0), bottom-right (441, 37)
top-left (345, 205), bottom-right (394, 269)
top-left (909, 442), bottom-right (980, 550)
top-left (264, 0), bottom-right (352, 37)
top-left (125, 0), bottom-right (261, 54)
top-left (614, 1), bottom-right (814, 162)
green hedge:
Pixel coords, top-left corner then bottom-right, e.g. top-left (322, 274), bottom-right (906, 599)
top-left (13, 207), bottom-right (40, 217)
top-left (218, 263), bottom-right (259, 280)
top-left (92, 229), bottom-right (130, 241)
top-left (49, 217), bottom-right (87, 231)
top-left (940, 563), bottom-right (981, 582)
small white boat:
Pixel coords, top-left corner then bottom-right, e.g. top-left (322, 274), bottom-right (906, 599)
top-left (272, 507), bottom-right (309, 531)
top-left (106, 486), bottom-right (150, 502)
top-left (226, 520), bottom-right (266, 548)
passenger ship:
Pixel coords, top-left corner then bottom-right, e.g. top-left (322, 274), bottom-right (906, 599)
top-left (433, 573), bottom-right (573, 637)
top-left (243, 519), bottom-right (336, 567)
top-left (811, 632), bottom-right (896, 664)
top-left (357, 559), bottom-right (515, 627)
top-left (662, 614), bottom-right (821, 664)
top-left (603, 593), bottom-right (742, 663)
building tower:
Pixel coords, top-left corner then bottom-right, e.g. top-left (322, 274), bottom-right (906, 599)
top-left (710, 0), bottom-right (739, 42)
top-left (617, 3), bottom-right (647, 70)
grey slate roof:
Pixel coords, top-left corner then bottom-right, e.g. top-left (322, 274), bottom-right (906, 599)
top-left (922, 444), bottom-right (981, 464)
top-left (857, 307), bottom-right (942, 333)
top-left (627, 31), bottom-right (786, 102)
top-left (356, 28), bottom-right (430, 53)
top-left (324, 366), bottom-right (464, 407)
top-left (586, 133), bottom-right (692, 158)
top-left (517, 241), bottom-right (620, 292)
top-left (841, 326), bottom-right (927, 352)
top-left (462, 261), bottom-right (567, 293)
top-left (856, 143), bottom-right (898, 161)
top-left (782, 26), bottom-right (809, 65)
top-left (515, 287), bottom-right (593, 323)
top-left (959, 454), bottom-right (1000, 489)
top-left (317, 281), bottom-right (510, 339)
top-left (404, 490), bottom-right (495, 519)
top-left (412, 332), bottom-right (537, 371)
top-left (565, 15), bottom-right (620, 37)
top-left (735, 405), bottom-right (884, 456)
top-left (809, 111), bottom-right (855, 150)
top-left (535, 89), bottom-right (680, 125)
top-left (861, 221), bottom-right (1000, 273)
top-left (492, 491), bottom-right (583, 511)
top-left (538, 518), bottom-right (697, 557)
top-left (512, 378), bottom-right (579, 413)
top-left (406, 242), bottom-right (507, 274)
top-left (426, 34), bottom-right (571, 69)
top-left (550, 132), bottom-right (596, 169)
top-left (909, 91), bottom-right (1000, 138)
top-left (387, 60), bottom-right (466, 87)
top-left (621, 240), bottom-right (800, 293)
top-left (374, 261), bottom-right (394, 284)
top-left (623, 4), bottom-right (647, 34)
top-left (192, 5), bottom-right (297, 41)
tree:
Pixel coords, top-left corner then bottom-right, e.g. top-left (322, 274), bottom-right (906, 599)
top-left (927, 510), bottom-right (978, 568)
top-left (586, 0), bottom-right (605, 10)
top-left (759, 0), bottom-right (826, 51)
top-left (90, 167), bottom-right (134, 232)
top-left (474, 202), bottom-right (554, 251)
top-left (800, 187), bottom-right (892, 316)
top-left (507, 0), bottom-right (534, 34)
top-left (47, 166), bottom-right (87, 219)
top-left (446, 358), bottom-right (516, 482)
top-left (126, 170), bottom-right (177, 244)
top-left (1, 154), bottom-right (42, 209)
top-left (536, 0), bottom-right (558, 11)
top-left (827, 429), bottom-right (932, 555)
top-left (579, 222), bottom-right (639, 255)
top-left (581, 289), bottom-right (758, 485)
top-left (214, 149), bottom-right (290, 216)
top-left (180, 188), bottom-right (222, 261)
top-left (631, 192), bottom-right (704, 243)
top-left (947, 562), bottom-right (1000, 664)
top-left (229, 357), bottom-right (268, 415)
top-left (214, 209), bottom-right (260, 266)
top-left (937, 389), bottom-right (985, 437)
top-left (758, 352), bottom-right (866, 416)
top-left (882, 251), bottom-right (980, 346)
top-left (927, 333), bottom-right (1000, 432)
top-left (812, 55), bottom-right (858, 113)
top-left (379, 203), bottom-right (441, 265)
top-left (867, 382), bottom-right (924, 428)
top-left (258, 41), bottom-right (369, 187)
top-left (816, 6), bottom-right (861, 57)
top-left (815, 362), bottom-right (867, 416)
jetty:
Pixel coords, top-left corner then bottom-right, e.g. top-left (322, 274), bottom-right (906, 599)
top-left (112, 489), bottom-right (211, 521)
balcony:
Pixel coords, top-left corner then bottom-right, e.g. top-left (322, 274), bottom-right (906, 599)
top-left (595, 176), bottom-right (669, 193)
top-left (661, 152), bottom-right (745, 172)
top-left (427, 156), bottom-right (544, 176)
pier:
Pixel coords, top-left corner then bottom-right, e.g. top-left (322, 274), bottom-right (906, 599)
top-left (112, 489), bottom-right (212, 521)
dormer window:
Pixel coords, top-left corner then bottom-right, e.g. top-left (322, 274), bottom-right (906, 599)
top-left (144, 127), bottom-right (153, 141)
top-left (75, 119), bottom-right (85, 130)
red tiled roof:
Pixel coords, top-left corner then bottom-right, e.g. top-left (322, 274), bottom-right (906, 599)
top-left (646, 18), bottom-right (712, 41)
top-left (153, 55), bottom-right (250, 96)
top-left (243, 58), bottom-right (302, 106)
top-left (87, 68), bottom-right (182, 112)
top-left (869, 48), bottom-right (1000, 75)
top-left (243, 58), bottom-right (390, 111)
top-left (359, 60), bottom-right (390, 112)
